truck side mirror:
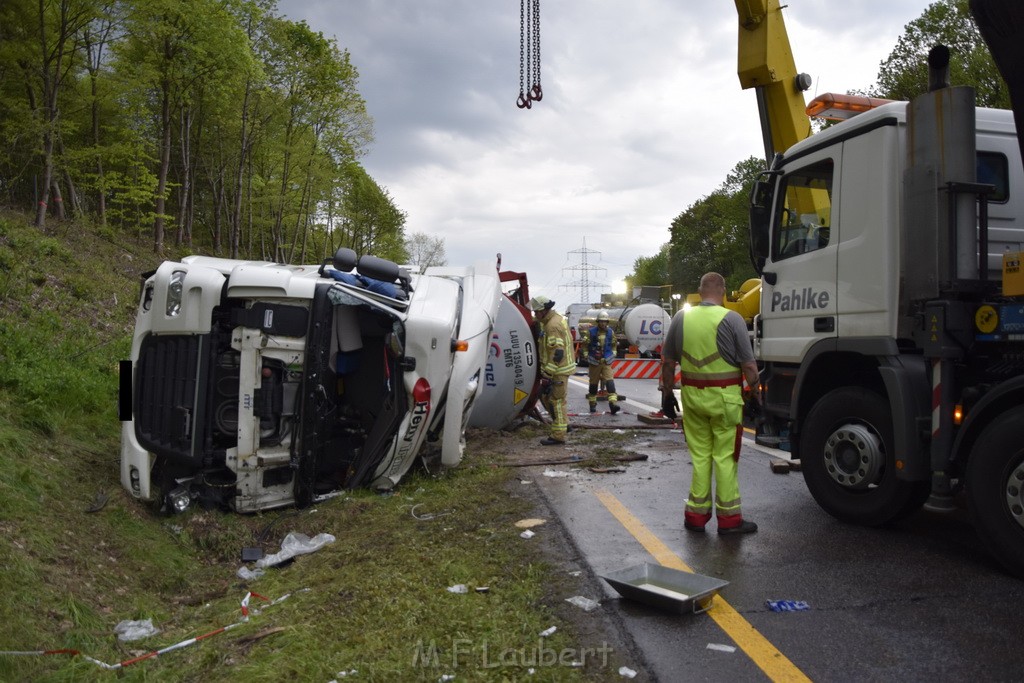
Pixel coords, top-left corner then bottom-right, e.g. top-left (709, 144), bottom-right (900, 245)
top-left (748, 179), bottom-right (773, 273)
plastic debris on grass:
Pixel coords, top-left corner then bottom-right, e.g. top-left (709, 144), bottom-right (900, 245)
top-left (114, 619), bottom-right (160, 642)
top-left (520, 529), bottom-right (536, 539)
top-left (565, 596), bottom-right (600, 612)
top-left (539, 626), bottom-right (557, 637)
top-left (446, 584), bottom-right (469, 594)
top-left (515, 518), bottom-right (547, 529)
top-left (542, 469), bottom-right (572, 478)
top-left (619, 666), bottom-right (638, 678)
top-left (255, 532), bottom-right (335, 569)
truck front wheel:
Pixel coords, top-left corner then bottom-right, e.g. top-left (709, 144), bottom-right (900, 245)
top-left (800, 387), bottom-right (929, 526)
top-left (966, 406), bottom-right (1024, 579)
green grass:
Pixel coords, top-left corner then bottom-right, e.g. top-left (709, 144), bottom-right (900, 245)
top-left (0, 214), bottom-right (628, 682)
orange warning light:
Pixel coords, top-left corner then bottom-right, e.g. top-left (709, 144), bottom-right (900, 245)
top-left (954, 404), bottom-right (963, 425)
top-left (806, 93), bottom-right (896, 120)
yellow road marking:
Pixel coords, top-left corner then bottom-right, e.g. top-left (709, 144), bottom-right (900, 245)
top-left (594, 488), bottom-right (811, 683)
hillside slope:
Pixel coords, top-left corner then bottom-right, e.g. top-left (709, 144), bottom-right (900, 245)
top-left (0, 214), bottom-right (631, 682)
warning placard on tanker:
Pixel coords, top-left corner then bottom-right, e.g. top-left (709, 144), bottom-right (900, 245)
top-left (468, 297), bottom-right (538, 429)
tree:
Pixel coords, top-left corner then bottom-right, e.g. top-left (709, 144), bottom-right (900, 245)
top-left (875, 0), bottom-right (1008, 107)
top-left (627, 244), bottom-right (670, 292)
top-left (404, 232), bottom-right (447, 269)
top-left (115, 0), bottom-right (250, 252)
top-left (664, 157), bottom-right (763, 295)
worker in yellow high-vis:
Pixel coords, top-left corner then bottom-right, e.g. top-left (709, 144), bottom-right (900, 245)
top-left (529, 295), bottom-right (577, 445)
top-left (660, 272), bottom-right (761, 535)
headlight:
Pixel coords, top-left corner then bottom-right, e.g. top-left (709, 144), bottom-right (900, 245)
top-left (166, 486), bottom-right (192, 514)
top-left (166, 270), bottom-right (186, 317)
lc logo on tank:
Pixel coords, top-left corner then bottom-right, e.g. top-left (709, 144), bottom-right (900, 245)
top-left (639, 319), bottom-right (662, 335)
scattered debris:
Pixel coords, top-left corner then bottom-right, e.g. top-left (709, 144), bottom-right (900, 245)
top-left (411, 504), bottom-right (453, 521)
top-left (237, 566), bottom-right (264, 581)
top-left (4, 591), bottom-right (296, 670)
top-left (504, 453), bottom-right (648, 467)
top-left (612, 429), bottom-right (626, 434)
top-left (707, 643), bottom-right (737, 653)
top-left (588, 466), bottom-right (626, 474)
top-left (766, 599), bottom-right (810, 612)
top-left (85, 490), bottom-right (109, 513)
top-left (520, 530), bottom-right (536, 539)
top-left (789, 459), bottom-right (802, 471)
top-left (514, 518), bottom-right (547, 529)
top-left (638, 412), bottom-right (675, 425)
top-left (255, 532), bottom-right (335, 569)
top-left (619, 666), bottom-right (638, 678)
top-left (114, 619), bottom-right (160, 642)
top-left (446, 584), bottom-right (469, 594)
top-left (542, 469), bottom-right (572, 478)
top-left (236, 626), bottom-right (287, 645)
top-left (331, 669), bottom-right (358, 679)
top-left (475, 586), bottom-right (490, 593)
top-left (539, 626), bottom-right (557, 637)
top-left (769, 459), bottom-right (792, 474)
top-left (565, 596), bottom-right (600, 612)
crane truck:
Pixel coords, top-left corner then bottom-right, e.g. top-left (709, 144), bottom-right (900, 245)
top-left (747, 41), bottom-right (1024, 578)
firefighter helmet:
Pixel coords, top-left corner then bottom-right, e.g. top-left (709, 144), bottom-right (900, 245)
top-left (528, 295), bottom-right (555, 312)
top-left (596, 310), bottom-right (610, 322)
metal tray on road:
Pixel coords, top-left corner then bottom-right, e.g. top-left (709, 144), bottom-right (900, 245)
top-left (600, 563), bottom-right (728, 614)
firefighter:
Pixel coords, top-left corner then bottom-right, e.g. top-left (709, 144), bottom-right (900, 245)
top-left (586, 311), bottom-right (620, 414)
top-left (529, 295), bottom-right (577, 445)
top-left (659, 272), bottom-right (761, 535)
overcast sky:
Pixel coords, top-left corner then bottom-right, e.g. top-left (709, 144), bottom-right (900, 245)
top-left (277, 0), bottom-right (933, 303)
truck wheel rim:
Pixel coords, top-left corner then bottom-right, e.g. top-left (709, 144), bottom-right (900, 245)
top-left (823, 424), bottom-right (884, 490)
top-left (1006, 459), bottom-right (1024, 530)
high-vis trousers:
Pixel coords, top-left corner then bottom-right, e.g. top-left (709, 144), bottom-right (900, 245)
top-left (682, 388), bottom-right (745, 529)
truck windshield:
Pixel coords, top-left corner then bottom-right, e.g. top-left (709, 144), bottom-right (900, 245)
top-left (773, 159), bottom-right (834, 261)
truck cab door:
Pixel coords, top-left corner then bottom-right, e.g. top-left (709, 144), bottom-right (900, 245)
top-left (757, 152), bottom-right (839, 361)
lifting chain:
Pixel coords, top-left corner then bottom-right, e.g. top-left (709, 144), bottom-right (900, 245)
top-left (517, 0), bottom-right (542, 109)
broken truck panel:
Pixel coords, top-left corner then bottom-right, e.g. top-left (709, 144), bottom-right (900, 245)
top-left (120, 250), bottom-right (509, 513)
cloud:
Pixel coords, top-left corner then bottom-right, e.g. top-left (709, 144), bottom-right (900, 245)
top-left (279, 0), bottom-right (932, 302)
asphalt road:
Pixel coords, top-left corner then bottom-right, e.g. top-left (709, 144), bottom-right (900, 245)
top-left (528, 373), bottom-right (1024, 682)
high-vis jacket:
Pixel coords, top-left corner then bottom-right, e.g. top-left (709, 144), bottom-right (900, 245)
top-left (684, 305), bottom-right (741, 421)
top-left (540, 311), bottom-right (577, 377)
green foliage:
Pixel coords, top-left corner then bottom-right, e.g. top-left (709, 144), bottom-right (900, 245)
top-left (662, 157), bottom-right (763, 296)
top-left (874, 0), bottom-right (1008, 107)
top-left (0, 0), bottom-right (400, 264)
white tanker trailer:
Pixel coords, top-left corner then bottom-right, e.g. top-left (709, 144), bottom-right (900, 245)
top-left (576, 302), bottom-right (670, 358)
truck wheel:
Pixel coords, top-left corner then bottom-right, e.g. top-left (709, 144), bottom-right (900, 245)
top-left (800, 387), bottom-right (929, 526)
top-left (966, 406), bottom-right (1024, 579)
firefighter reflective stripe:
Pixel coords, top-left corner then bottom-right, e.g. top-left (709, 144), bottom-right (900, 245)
top-left (541, 311), bottom-right (577, 376)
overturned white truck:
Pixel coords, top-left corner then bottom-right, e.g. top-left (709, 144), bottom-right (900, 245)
top-left (119, 249), bottom-right (537, 513)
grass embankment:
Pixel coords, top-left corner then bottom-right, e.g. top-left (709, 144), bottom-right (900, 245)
top-left (0, 215), bottom-right (627, 682)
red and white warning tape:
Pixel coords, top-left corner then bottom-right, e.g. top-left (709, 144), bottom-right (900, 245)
top-left (610, 359), bottom-right (661, 379)
top-left (0, 590), bottom-right (295, 670)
